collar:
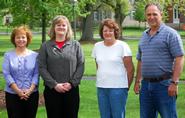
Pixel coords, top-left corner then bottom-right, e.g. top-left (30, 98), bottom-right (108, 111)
top-left (49, 39), bottom-right (72, 47)
top-left (146, 23), bottom-right (165, 34)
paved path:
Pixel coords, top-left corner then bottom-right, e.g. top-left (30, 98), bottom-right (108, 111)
top-left (82, 76), bottom-right (96, 80)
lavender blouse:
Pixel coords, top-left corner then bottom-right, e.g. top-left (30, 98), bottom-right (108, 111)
top-left (2, 50), bottom-right (39, 94)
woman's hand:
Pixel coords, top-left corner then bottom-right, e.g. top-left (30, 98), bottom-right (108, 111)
top-left (10, 83), bottom-right (29, 100)
top-left (54, 83), bottom-right (72, 93)
top-left (54, 83), bottom-right (68, 93)
top-left (63, 82), bottom-right (72, 91)
top-left (21, 89), bottom-right (32, 100)
top-left (134, 82), bottom-right (140, 94)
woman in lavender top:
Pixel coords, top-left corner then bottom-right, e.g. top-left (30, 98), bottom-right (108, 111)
top-left (2, 26), bottom-right (39, 118)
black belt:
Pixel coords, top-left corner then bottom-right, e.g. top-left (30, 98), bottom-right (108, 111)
top-left (143, 77), bottom-right (170, 82)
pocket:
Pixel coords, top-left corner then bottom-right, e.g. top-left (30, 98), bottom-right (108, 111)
top-left (159, 79), bottom-right (171, 87)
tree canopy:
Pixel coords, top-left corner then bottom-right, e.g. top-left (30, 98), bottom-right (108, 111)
top-left (1, 0), bottom-right (185, 42)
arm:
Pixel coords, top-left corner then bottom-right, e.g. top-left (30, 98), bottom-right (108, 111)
top-left (168, 56), bottom-right (184, 96)
top-left (167, 32), bottom-right (184, 96)
top-left (10, 83), bottom-right (25, 98)
top-left (22, 84), bottom-right (36, 100)
top-left (2, 53), bottom-right (27, 98)
top-left (25, 57), bottom-right (39, 96)
top-left (134, 60), bottom-right (142, 94)
top-left (2, 53), bottom-right (15, 86)
top-left (38, 43), bottom-right (57, 89)
top-left (69, 42), bottom-right (85, 87)
top-left (31, 57), bottom-right (39, 87)
top-left (172, 56), bottom-right (184, 82)
top-left (123, 56), bottom-right (135, 90)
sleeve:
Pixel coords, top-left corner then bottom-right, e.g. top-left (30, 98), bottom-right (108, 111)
top-left (121, 42), bottom-right (132, 57)
top-left (136, 32), bottom-right (146, 61)
top-left (2, 52), bottom-right (15, 86)
top-left (91, 44), bottom-right (96, 58)
top-left (168, 32), bottom-right (184, 57)
top-left (37, 42), bottom-right (57, 89)
top-left (136, 45), bottom-right (142, 61)
top-left (69, 41), bottom-right (85, 87)
top-left (31, 54), bottom-right (39, 86)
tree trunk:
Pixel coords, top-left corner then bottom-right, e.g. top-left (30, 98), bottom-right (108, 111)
top-left (80, 12), bottom-right (94, 41)
top-left (29, 5), bottom-right (34, 29)
top-left (41, 12), bottom-right (46, 43)
top-left (115, 5), bottom-right (125, 40)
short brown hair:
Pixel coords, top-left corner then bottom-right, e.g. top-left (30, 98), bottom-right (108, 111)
top-left (145, 3), bottom-right (162, 12)
top-left (99, 19), bottom-right (120, 39)
top-left (11, 25), bottom-right (32, 47)
top-left (49, 15), bottom-right (73, 40)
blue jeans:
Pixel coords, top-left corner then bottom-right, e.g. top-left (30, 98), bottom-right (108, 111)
top-left (97, 88), bottom-right (128, 118)
top-left (140, 80), bottom-right (177, 118)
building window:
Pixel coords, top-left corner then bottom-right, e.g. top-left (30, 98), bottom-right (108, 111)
top-left (173, 5), bottom-right (179, 23)
top-left (94, 11), bottom-right (98, 21)
top-left (130, 10), bottom-right (135, 20)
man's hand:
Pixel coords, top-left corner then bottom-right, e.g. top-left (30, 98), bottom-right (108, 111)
top-left (168, 84), bottom-right (178, 96)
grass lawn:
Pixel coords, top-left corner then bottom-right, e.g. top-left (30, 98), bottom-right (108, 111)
top-left (0, 80), bottom-right (185, 118)
top-left (0, 34), bottom-right (184, 78)
top-left (0, 29), bottom-right (185, 117)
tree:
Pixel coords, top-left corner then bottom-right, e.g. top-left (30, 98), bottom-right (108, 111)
top-left (2, 0), bottom-right (50, 42)
top-left (2, 0), bottom-right (79, 43)
top-left (0, 0), bottom-right (9, 9)
top-left (133, 1), bottom-right (145, 28)
top-left (114, 0), bottom-right (130, 31)
top-left (80, 3), bottom-right (95, 41)
top-left (173, 0), bottom-right (185, 15)
top-left (75, 0), bottom-right (131, 40)
top-left (102, 0), bottom-right (131, 38)
top-left (0, 0), bottom-right (11, 16)
top-left (133, 0), bottom-right (185, 21)
top-left (78, 0), bottom-right (99, 41)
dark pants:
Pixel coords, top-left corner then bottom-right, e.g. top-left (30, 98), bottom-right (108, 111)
top-left (44, 86), bottom-right (79, 118)
top-left (5, 91), bottom-right (39, 118)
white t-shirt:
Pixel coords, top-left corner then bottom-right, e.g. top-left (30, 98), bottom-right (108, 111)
top-left (91, 40), bottom-right (132, 88)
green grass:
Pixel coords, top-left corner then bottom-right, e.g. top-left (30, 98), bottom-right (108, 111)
top-left (0, 80), bottom-right (185, 118)
top-left (0, 29), bottom-right (185, 117)
top-left (82, 43), bottom-right (96, 76)
top-left (122, 28), bottom-right (185, 38)
top-left (123, 29), bottom-right (145, 37)
top-left (0, 36), bottom-right (184, 78)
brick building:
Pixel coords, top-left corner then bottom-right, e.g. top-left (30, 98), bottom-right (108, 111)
top-left (166, 5), bottom-right (185, 30)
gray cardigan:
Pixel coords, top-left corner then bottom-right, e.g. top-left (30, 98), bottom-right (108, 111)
top-left (38, 40), bottom-right (85, 89)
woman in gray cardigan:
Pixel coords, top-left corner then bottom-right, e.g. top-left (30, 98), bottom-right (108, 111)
top-left (38, 15), bottom-right (85, 118)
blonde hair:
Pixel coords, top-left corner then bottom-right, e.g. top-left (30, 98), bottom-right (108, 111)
top-left (11, 25), bottom-right (32, 47)
top-left (49, 15), bottom-right (73, 40)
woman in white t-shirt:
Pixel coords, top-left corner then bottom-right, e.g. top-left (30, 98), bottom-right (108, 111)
top-left (92, 19), bottom-right (134, 118)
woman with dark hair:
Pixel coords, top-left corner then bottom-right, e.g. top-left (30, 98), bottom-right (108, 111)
top-left (92, 19), bottom-right (134, 118)
top-left (38, 15), bottom-right (85, 118)
top-left (2, 25), bottom-right (39, 118)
